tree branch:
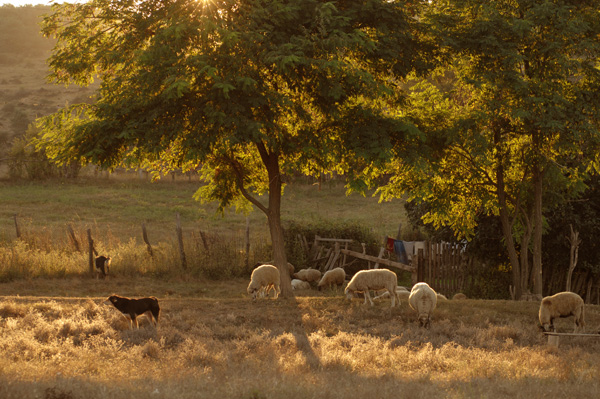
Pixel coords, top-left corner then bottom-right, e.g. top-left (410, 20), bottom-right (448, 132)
top-left (223, 156), bottom-right (269, 215)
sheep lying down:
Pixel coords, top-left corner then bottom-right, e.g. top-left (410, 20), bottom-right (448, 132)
top-left (345, 269), bottom-right (399, 307)
top-left (291, 279), bottom-right (311, 290)
top-left (293, 268), bottom-right (322, 283)
top-left (539, 291), bottom-right (585, 333)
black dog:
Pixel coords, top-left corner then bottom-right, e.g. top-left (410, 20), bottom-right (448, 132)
top-left (95, 255), bottom-right (111, 279)
top-left (106, 294), bottom-right (160, 329)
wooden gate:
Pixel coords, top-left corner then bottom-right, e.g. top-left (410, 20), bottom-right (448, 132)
top-left (413, 242), bottom-right (469, 297)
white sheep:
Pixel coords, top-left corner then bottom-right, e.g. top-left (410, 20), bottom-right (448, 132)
top-left (344, 269), bottom-right (398, 307)
top-left (452, 293), bottom-right (467, 300)
top-left (293, 268), bottom-right (322, 283)
top-left (437, 293), bottom-right (448, 301)
top-left (539, 291), bottom-right (585, 333)
top-left (317, 267), bottom-right (346, 291)
top-left (398, 289), bottom-right (411, 303)
top-left (373, 286), bottom-right (409, 303)
top-left (255, 261), bottom-right (295, 275)
top-left (291, 279), bottom-right (311, 290)
top-left (247, 265), bottom-right (280, 300)
top-left (409, 282), bottom-right (438, 328)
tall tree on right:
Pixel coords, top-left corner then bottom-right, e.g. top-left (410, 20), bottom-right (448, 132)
top-left (379, 1), bottom-right (600, 299)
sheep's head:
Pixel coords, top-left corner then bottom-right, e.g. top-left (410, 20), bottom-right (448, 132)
top-left (418, 314), bottom-right (431, 329)
top-left (247, 282), bottom-right (260, 300)
top-left (344, 287), bottom-right (354, 301)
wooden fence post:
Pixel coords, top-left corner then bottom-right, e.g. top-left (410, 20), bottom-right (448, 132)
top-left (87, 229), bottom-right (98, 276)
top-left (176, 213), bottom-right (187, 270)
top-left (142, 223), bottom-right (154, 257)
top-left (67, 224), bottom-right (81, 252)
top-left (199, 231), bottom-right (210, 254)
top-left (13, 214), bottom-right (21, 239)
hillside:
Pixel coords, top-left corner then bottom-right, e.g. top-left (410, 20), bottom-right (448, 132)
top-left (0, 4), bottom-right (96, 169)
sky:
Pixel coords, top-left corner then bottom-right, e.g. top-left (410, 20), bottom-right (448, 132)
top-left (1, 1), bottom-right (74, 6)
top-left (2, 1), bottom-right (48, 4)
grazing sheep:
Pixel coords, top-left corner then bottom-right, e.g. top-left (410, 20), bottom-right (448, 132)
top-left (291, 279), bottom-right (311, 290)
top-left (293, 268), bottom-right (322, 283)
top-left (345, 269), bottom-right (398, 307)
top-left (374, 286), bottom-right (409, 303)
top-left (254, 261), bottom-right (295, 275)
top-left (539, 291), bottom-right (585, 333)
top-left (452, 293), bottom-right (467, 300)
top-left (318, 267), bottom-right (346, 291)
top-left (247, 265), bottom-right (280, 300)
top-left (437, 293), bottom-right (448, 301)
top-left (397, 289), bottom-right (411, 303)
top-left (409, 282), bottom-right (438, 328)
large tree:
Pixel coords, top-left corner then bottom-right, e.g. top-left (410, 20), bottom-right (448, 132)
top-left (39, 0), bottom-right (428, 296)
top-left (379, 0), bottom-right (600, 299)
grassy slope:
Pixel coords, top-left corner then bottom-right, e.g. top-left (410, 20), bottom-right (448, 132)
top-left (0, 177), bottom-right (408, 244)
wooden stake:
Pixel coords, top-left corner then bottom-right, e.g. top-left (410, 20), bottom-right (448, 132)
top-left (176, 213), bottom-right (187, 270)
top-left (142, 223), bottom-right (154, 257)
top-left (87, 229), bottom-right (97, 276)
top-left (13, 214), bottom-right (21, 239)
top-left (67, 224), bottom-right (80, 252)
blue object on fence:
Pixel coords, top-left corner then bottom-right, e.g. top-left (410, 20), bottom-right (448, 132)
top-left (394, 240), bottom-right (408, 264)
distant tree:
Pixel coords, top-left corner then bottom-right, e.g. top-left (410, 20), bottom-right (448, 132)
top-left (378, 0), bottom-right (600, 299)
top-left (38, 0), bottom-right (429, 296)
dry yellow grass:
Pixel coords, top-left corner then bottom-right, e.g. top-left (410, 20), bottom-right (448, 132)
top-left (1, 277), bottom-right (600, 399)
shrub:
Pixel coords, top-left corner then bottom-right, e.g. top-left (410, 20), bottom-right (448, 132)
top-left (8, 124), bottom-right (80, 180)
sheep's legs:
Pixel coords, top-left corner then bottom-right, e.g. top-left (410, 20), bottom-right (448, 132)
top-left (364, 290), bottom-right (375, 306)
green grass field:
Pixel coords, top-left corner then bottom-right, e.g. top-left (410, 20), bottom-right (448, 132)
top-left (0, 175), bottom-right (408, 244)
top-left (0, 176), bottom-right (410, 281)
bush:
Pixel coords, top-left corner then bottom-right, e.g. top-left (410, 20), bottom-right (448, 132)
top-left (8, 124), bottom-right (81, 179)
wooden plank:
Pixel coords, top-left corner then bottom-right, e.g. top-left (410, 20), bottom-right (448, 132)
top-left (314, 236), bottom-right (354, 243)
top-left (547, 335), bottom-right (560, 347)
top-left (543, 332), bottom-right (600, 337)
top-left (373, 247), bottom-right (386, 269)
top-left (340, 249), bottom-right (415, 272)
top-left (543, 332), bottom-right (600, 348)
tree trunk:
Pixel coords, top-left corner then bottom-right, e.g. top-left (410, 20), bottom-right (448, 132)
top-left (495, 133), bottom-right (522, 300)
top-left (519, 209), bottom-right (533, 295)
top-left (532, 158), bottom-right (544, 296)
top-left (230, 142), bottom-right (294, 298)
top-left (251, 142), bottom-right (293, 298)
top-left (264, 156), bottom-right (293, 298)
top-left (566, 224), bottom-right (581, 292)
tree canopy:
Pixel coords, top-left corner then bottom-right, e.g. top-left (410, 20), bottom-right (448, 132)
top-left (379, 0), bottom-right (600, 298)
top-left (39, 0), bottom-right (430, 296)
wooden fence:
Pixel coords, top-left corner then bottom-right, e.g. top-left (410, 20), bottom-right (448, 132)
top-left (413, 242), bottom-right (470, 297)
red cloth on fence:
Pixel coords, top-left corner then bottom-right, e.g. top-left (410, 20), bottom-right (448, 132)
top-left (386, 237), bottom-right (395, 253)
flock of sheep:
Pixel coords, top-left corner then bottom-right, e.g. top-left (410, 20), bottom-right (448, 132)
top-left (248, 264), bottom-right (589, 332)
top-left (248, 264), bottom-right (459, 328)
